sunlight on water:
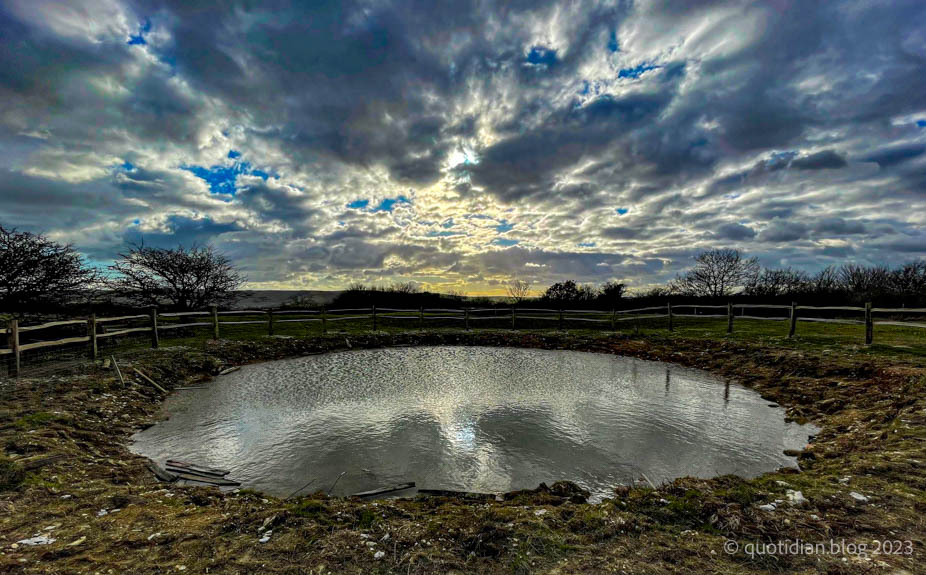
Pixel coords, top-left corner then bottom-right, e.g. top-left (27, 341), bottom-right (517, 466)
top-left (131, 346), bottom-right (815, 500)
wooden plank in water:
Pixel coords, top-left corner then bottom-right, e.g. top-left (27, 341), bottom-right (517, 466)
top-left (166, 460), bottom-right (231, 477)
top-left (170, 471), bottom-right (240, 486)
top-left (351, 482), bottom-right (416, 498)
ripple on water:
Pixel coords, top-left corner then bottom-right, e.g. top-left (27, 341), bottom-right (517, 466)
top-left (131, 346), bottom-right (816, 500)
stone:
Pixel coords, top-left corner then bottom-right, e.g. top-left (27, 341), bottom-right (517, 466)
top-left (786, 489), bottom-right (808, 506)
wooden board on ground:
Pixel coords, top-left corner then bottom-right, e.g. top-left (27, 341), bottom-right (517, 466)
top-left (21, 454), bottom-right (68, 471)
top-left (134, 368), bottom-right (168, 393)
top-left (351, 482), bottom-right (416, 497)
top-left (145, 461), bottom-right (177, 482)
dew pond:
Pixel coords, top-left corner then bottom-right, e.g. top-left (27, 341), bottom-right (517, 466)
top-left (131, 346), bottom-right (815, 500)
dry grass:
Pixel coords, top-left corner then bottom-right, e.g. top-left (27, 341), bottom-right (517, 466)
top-left (0, 331), bottom-right (923, 573)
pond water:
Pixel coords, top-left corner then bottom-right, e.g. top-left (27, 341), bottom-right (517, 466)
top-left (130, 346), bottom-right (815, 500)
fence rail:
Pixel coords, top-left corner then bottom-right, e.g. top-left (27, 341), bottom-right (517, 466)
top-left (3, 301), bottom-right (925, 377)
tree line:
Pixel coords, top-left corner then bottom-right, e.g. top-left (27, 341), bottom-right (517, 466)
top-left (2, 224), bottom-right (924, 315)
top-left (531, 248), bottom-right (926, 308)
top-left (0, 224), bottom-right (243, 314)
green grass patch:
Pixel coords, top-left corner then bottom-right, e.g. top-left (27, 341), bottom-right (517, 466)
top-left (0, 456), bottom-right (24, 491)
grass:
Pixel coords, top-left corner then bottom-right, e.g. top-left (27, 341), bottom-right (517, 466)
top-left (91, 310), bottom-right (926, 363)
top-left (1, 328), bottom-right (924, 573)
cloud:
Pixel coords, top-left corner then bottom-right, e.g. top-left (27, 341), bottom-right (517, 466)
top-left (0, 0), bottom-right (924, 293)
top-left (715, 222), bottom-right (756, 241)
top-left (790, 150), bottom-right (848, 170)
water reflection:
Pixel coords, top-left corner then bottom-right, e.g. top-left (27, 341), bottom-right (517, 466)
top-left (131, 346), bottom-right (814, 500)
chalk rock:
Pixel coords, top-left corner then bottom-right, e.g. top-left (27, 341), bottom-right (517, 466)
top-left (786, 490), bottom-right (808, 506)
top-left (17, 535), bottom-right (56, 546)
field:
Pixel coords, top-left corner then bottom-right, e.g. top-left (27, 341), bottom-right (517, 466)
top-left (0, 320), bottom-right (924, 573)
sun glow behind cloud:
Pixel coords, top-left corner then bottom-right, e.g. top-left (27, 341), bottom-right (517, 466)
top-left (0, 1), bottom-right (924, 294)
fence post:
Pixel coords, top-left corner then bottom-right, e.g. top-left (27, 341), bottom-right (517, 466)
top-left (727, 302), bottom-right (734, 334)
top-left (667, 302), bottom-right (673, 332)
top-left (149, 306), bottom-right (159, 349)
top-left (9, 319), bottom-right (20, 378)
top-left (211, 305), bottom-right (219, 340)
top-left (788, 302), bottom-right (797, 338)
top-left (88, 313), bottom-right (98, 359)
top-left (322, 307), bottom-right (328, 335)
top-left (610, 309), bottom-right (616, 331)
top-left (372, 305), bottom-right (377, 332)
top-left (511, 306), bottom-right (516, 329)
top-left (268, 309), bottom-right (275, 336)
top-left (464, 308), bottom-right (470, 330)
top-left (865, 301), bottom-right (873, 345)
top-left (418, 306), bottom-right (423, 330)
top-left (559, 309), bottom-right (564, 331)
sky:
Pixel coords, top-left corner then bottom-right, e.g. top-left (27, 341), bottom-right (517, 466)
top-left (0, 0), bottom-right (924, 295)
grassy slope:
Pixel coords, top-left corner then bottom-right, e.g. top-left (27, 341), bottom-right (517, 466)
top-left (0, 321), bottom-right (924, 574)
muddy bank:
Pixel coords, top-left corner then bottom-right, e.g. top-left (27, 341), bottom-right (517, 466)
top-left (1, 331), bottom-right (924, 573)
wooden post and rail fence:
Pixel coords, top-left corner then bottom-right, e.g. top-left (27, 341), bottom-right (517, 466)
top-left (2, 302), bottom-right (925, 377)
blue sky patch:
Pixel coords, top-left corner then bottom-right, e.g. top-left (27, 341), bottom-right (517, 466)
top-left (182, 151), bottom-right (274, 195)
top-left (616, 207), bottom-right (629, 215)
top-left (183, 164), bottom-right (244, 195)
top-left (918, 119), bottom-right (926, 127)
top-left (127, 19), bottom-right (151, 45)
top-left (372, 195), bottom-right (411, 212)
top-left (607, 30), bottom-right (619, 52)
top-left (441, 218), bottom-right (454, 228)
top-left (618, 63), bottom-right (659, 79)
top-left (492, 238), bottom-right (520, 247)
top-left (525, 46), bottom-right (557, 67)
top-left (427, 230), bottom-right (461, 237)
top-left (578, 242), bottom-right (596, 247)
top-left (495, 219), bottom-right (514, 232)
top-left (347, 199), bottom-right (370, 209)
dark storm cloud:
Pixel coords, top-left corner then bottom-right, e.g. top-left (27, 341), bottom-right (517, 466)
top-left (0, 0), bottom-right (924, 291)
top-left (862, 144), bottom-right (926, 168)
top-left (790, 150), bottom-right (848, 170)
top-left (715, 222), bottom-right (756, 241)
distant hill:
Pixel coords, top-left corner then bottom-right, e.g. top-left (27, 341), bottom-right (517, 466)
top-left (234, 290), bottom-right (341, 309)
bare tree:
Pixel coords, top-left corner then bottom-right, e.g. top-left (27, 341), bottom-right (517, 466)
top-left (109, 244), bottom-right (244, 310)
top-left (0, 224), bottom-right (97, 312)
top-left (839, 263), bottom-right (891, 301)
top-left (389, 282), bottom-right (420, 294)
top-left (445, 288), bottom-right (466, 300)
top-left (812, 266), bottom-right (842, 295)
top-left (891, 261), bottom-right (926, 301)
top-left (673, 248), bottom-right (759, 297)
top-left (745, 267), bottom-right (810, 297)
top-left (506, 278), bottom-right (531, 304)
